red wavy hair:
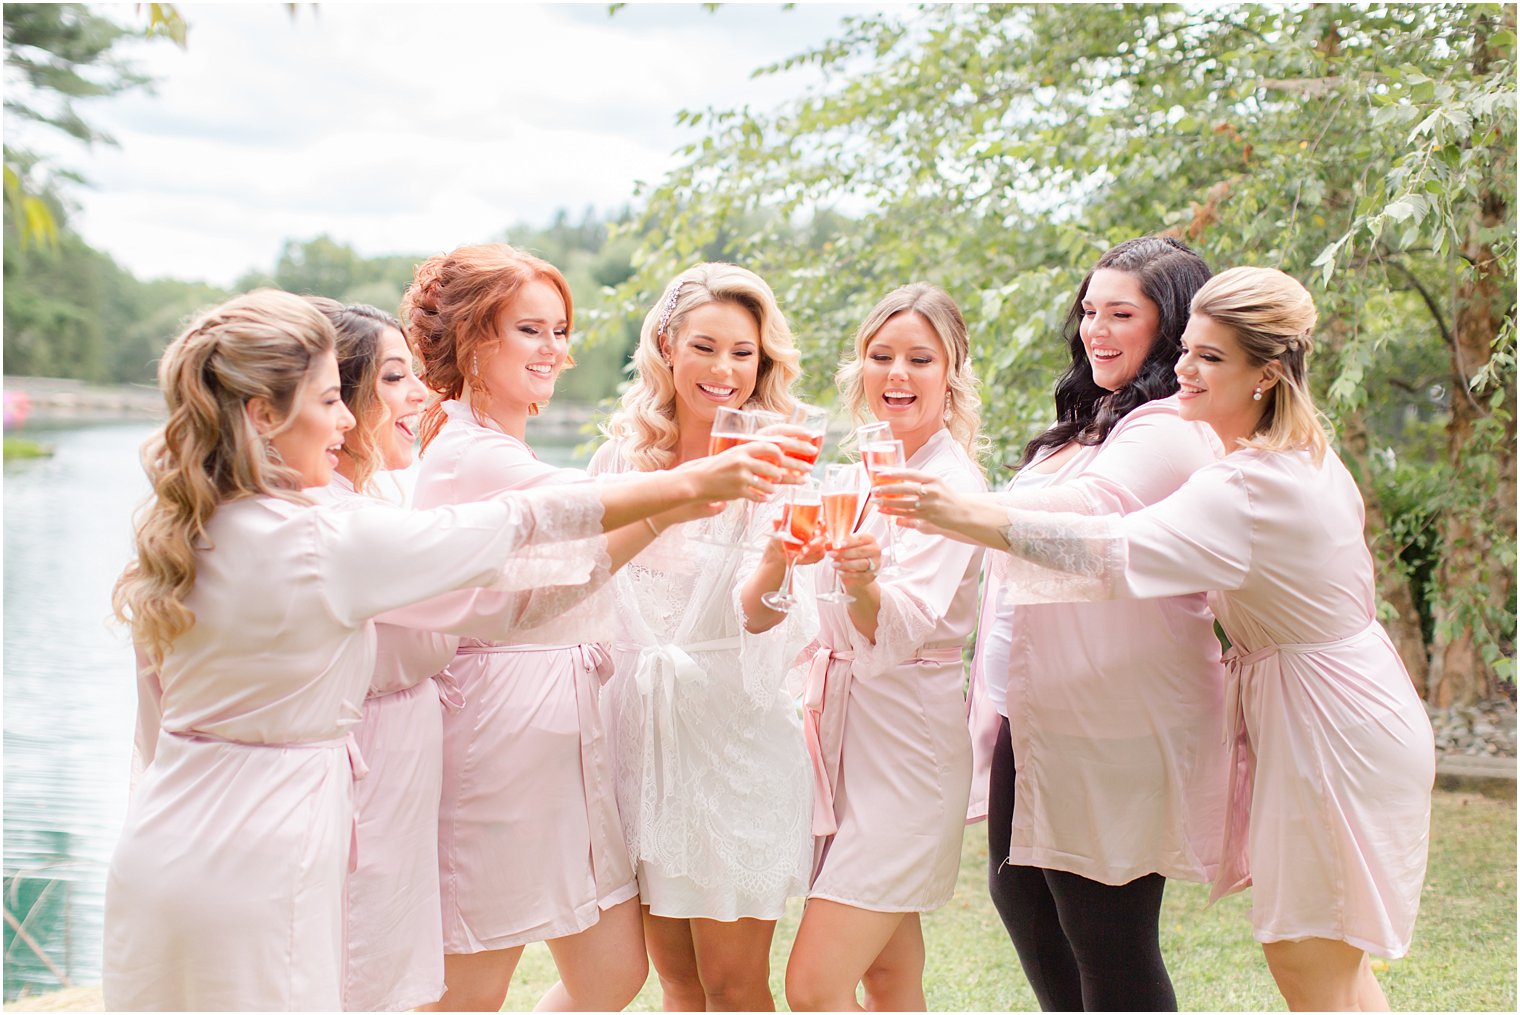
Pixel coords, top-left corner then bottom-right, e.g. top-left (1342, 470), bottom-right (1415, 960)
top-left (400, 242), bottom-right (575, 451)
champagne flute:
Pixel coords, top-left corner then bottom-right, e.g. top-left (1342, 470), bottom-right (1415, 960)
top-left (761, 487), bottom-right (822, 612)
top-left (860, 437), bottom-right (906, 575)
top-left (742, 409), bottom-right (787, 544)
top-left (706, 406), bottom-right (749, 456)
top-left (855, 420), bottom-right (891, 457)
top-left (690, 407), bottom-right (753, 546)
top-left (818, 463), bottom-right (863, 604)
top-left (787, 403), bottom-right (832, 475)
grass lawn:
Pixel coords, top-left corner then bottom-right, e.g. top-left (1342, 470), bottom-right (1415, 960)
top-left (501, 788), bottom-right (1516, 1012)
top-left (4, 789), bottom-right (1511, 1012)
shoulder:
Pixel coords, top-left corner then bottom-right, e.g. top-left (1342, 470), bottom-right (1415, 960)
top-left (586, 438), bottom-right (627, 477)
top-left (1107, 396), bottom-right (1222, 453)
top-left (923, 432), bottom-right (988, 493)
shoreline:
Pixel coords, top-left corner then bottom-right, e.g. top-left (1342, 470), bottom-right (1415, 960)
top-left (1, 375), bottom-right (607, 437)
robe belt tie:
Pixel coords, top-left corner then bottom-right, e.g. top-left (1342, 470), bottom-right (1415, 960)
top-left (802, 642), bottom-right (964, 837)
top-left (1210, 620), bottom-right (1380, 904)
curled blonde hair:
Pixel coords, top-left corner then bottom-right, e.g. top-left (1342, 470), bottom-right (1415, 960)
top-left (603, 262), bottom-right (801, 471)
top-left (112, 290), bottom-right (336, 663)
top-left (1190, 266), bottom-right (1329, 463)
top-left (836, 282), bottom-right (988, 469)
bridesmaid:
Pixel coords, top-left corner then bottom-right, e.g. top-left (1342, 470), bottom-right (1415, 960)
top-left (301, 298), bottom-right (460, 1011)
top-left (589, 262), bottom-right (817, 1012)
top-left (881, 267), bottom-right (1436, 1012)
top-left (962, 236), bottom-right (1225, 1011)
top-left (105, 290), bottom-right (777, 1011)
top-left (762, 283), bottom-right (989, 1012)
top-left (403, 245), bottom-right (810, 1011)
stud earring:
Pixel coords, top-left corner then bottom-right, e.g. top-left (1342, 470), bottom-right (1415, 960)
top-left (1252, 385), bottom-right (1263, 401)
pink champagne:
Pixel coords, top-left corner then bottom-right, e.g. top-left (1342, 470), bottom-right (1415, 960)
top-left (821, 491), bottom-right (860, 546)
top-left (862, 446), bottom-right (900, 486)
top-left (794, 433), bottom-right (825, 468)
top-left (782, 500), bottom-right (821, 560)
top-left (708, 432), bottom-right (745, 456)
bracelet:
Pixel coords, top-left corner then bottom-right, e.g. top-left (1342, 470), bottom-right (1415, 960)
top-left (646, 516), bottom-right (663, 537)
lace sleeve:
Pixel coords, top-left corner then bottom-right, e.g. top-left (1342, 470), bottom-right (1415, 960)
top-left (491, 482), bottom-right (611, 591)
top-left (994, 508), bottom-right (1127, 605)
top-left (996, 460), bottom-right (1253, 604)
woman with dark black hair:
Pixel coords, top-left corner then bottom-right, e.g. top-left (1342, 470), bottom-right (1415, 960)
top-left (960, 236), bottom-right (1230, 1010)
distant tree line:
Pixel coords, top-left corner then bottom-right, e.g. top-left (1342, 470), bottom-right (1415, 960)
top-left (4, 2), bottom-right (1512, 705)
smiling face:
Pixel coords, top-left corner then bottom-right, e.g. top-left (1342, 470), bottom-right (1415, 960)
top-left (663, 299), bottom-right (761, 433)
top-left (861, 310), bottom-right (950, 458)
top-left (1175, 312), bottom-right (1277, 449)
top-left (372, 326), bottom-right (427, 470)
top-left (1080, 268), bottom-right (1163, 392)
top-left (264, 349), bottom-right (355, 487)
top-left (478, 278), bottom-right (569, 433)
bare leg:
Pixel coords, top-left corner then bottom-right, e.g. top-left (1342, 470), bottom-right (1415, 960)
top-left (785, 898), bottom-right (910, 1012)
top-left (420, 946), bottom-right (524, 1012)
top-left (1263, 937), bottom-right (1382, 1012)
top-left (644, 910), bottom-right (705, 1012)
top-left (535, 898), bottom-right (649, 1011)
top-left (1357, 955), bottom-right (1390, 1012)
top-left (687, 915), bottom-right (779, 1011)
top-left (861, 913), bottom-right (927, 1012)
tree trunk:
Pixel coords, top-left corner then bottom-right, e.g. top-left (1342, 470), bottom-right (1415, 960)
top-left (1428, 8), bottom-right (1515, 707)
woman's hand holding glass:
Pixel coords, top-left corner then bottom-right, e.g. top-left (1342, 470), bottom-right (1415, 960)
top-left (872, 466), bottom-right (999, 547)
top-left (760, 488), bottom-right (826, 612)
top-left (676, 440), bottom-right (798, 504)
top-left (817, 463), bottom-right (864, 604)
top-left (827, 531), bottom-right (883, 595)
top-left (858, 433), bottom-right (907, 575)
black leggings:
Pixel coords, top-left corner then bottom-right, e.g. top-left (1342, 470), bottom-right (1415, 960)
top-left (986, 716), bottom-right (1177, 1012)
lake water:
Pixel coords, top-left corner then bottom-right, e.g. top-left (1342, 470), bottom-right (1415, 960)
top-left (1, 419), bottom-right (587, 1000)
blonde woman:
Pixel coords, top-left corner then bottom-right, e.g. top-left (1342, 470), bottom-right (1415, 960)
top-left (588, 263), bottom-right (817, 1011)
top-left (103, 291), bottom-right (785, 1012)
top-left (881, 267), bottom-right (1435, 1012)
top-left (770, 283), bottom-right (989, 1012)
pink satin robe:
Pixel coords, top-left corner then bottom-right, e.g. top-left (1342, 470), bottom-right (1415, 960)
top-left (998, 446), bottom-right (1435, 957)
top-left (967, 397), bottom-right (1230, 886)
top-left (803, 427), bottom-right (987, 912)
top-left (104, 486), bottom-right (606, 1011)
top-left (411, 401), bottom-right (636, 953)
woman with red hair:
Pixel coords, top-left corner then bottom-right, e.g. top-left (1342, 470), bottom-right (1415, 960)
top-left (405, 244), bottom-right (809, 1011)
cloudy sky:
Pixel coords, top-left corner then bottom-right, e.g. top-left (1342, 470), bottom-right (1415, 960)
top-left (12, 3), bottom-right (874, 287)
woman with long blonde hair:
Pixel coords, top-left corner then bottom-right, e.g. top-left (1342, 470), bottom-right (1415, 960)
top-left (765, 283), bottom-right (989, 1012)
top-left (881, 267), bottom-right (1435, 1012)
top-left (103, 290), bottom-right (788, 1012)
top-left (589, 262), bottom-right (817, 1011)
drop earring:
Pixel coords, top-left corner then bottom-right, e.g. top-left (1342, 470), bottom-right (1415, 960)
top-left (471, 352), bottom-right (479, 376)
top-left (1252, 385), bottom-right (1263, 401)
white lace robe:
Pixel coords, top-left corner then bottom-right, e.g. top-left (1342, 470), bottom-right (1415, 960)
top-left (587, 440), bottom-right (815, 920)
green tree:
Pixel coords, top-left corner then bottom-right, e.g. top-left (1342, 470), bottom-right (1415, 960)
top-left (2, 3), bottom-right (185, 247)
top-left (602, 3), bottom-right (1516, 703)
